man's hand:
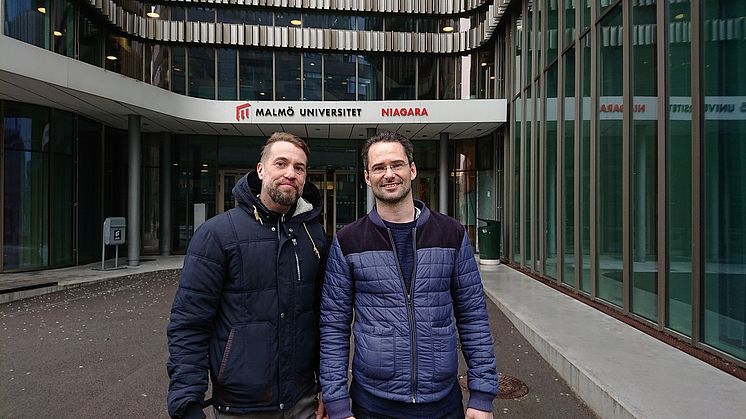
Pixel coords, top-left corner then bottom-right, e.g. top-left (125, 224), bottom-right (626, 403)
top-left (315, 394), bottom-right (329, 419)
top-left (465, 408), bottom-right (493, 419)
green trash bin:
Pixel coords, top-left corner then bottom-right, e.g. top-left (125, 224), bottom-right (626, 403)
top-left (477, 218), bottom-right (501, 265)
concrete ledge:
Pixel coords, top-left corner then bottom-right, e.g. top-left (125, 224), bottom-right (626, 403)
top-left (479, 264), bottom-right (746, 419)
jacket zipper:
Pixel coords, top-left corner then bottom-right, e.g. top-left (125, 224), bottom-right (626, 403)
top-left (387, 227), bottom-right (418, 403)
top-left (292, 238), bottom-right (301, 281)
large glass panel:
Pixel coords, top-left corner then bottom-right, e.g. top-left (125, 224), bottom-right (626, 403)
top-left (303, 53), bottom-right (322, 101)
top-left (3, 102), bottom-right (49, 270)
top-left (418, 56), bottom-right (437, 100)
top-left (514, 12), bottom-right (523, 95)
top-left (356, 16), bottom-right (383, 31)
top-left (171, 47), bottom-right (186, 95)
top-left (239, 50), bottom-right (273, 100)
top-left (304, 13), bottom-right (354, 30)
top-left (324, 54), bottom-right (356, 101)
top-left (631, 0), bottom-right (658, 322)
top-left (702, 0), bottom-right (746, 361)
top-left (438, 56), bottom-right (457, 100)
top-left (188, 47), bottom-right (215, 99)
top-left (385, 55), bottom-right (416, 100)
top-left (564, 0), bottom-right (576, 46)
top-left (580, 34), bottom-right (592, 293)
top-left (473, 48), bottom-right (495, 99)
top-left (545, 63), bottom-right (558, 279)
top-left (667, 0), bottom-right (692, 336)
top-left (456, 140), bottom-right (477, 247)
top-left (513, 97), bottom-right (522, 263)
top-left (563, 47), bottom-right (576, 286)
top-left (477, 137), bottom-right (495, 248)
top-left (142, 135), bottom-right (160, 254)
top-left (79, 9), bottom-right (103, 67)
top-left (51, 110), bottom-right (74, 266)
top-left (358, 55), bottom-right (383, 100)
top-left (4, 0), bottom-right (47, 48)
top-left (597, 5), bottom-right (623, 306)
top-left (546, 0), bottom-right (559, 64)
top-left (218, 8), bottom-right (271, 25)
top-left (52, 0), bottom-right (74, 56)
top-left (526, 1), bottom-right (534, 83)
top-left (77, 117), bottom-right (102, 263)
top-left (276, 51), bottom-right (301, 101)
top-left (217, 49), bottom-right (237, 100)
top-left (525, 88), bottom-right (533, 268)
top-left (105, 35), bottom-right (143, 81)
top-left (145, 44), bottom-right (170, 90)
top-left (386, 17), bottom-right (416, 32)
top-left (187, 7), bottom-right (214, 23)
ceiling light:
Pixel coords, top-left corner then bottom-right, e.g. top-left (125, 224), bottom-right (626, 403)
top-left (489, 76), bottom-right (495, 80)
top-left (310, 62), bottom-right (315, 66)
top-left (53, 30), bottom-right (63, 37)
top-left (37, 7), bottom-right (46, 14)
top-left (106, 55), bottom-right (118, 61)
top-left (481, 62), bottom-right (487, 67)
top-left (147, 11), bottom-right (160, 18)
top-left (442, 26), bottom-right (454, 32)
top-left (259, 92), bottom-right (266, 96)
top-left (290, 19), bottom-right (302, 26)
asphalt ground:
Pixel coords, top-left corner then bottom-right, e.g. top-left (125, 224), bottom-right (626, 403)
top-left (0, 270), bottom-right (595, 419)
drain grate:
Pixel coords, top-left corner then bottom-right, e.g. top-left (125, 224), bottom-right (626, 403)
top-left (459, 373), bottom-right (529, 399)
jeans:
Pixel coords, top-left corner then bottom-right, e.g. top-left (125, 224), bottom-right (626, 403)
top-left (211, 389), bottom-right (318, 419)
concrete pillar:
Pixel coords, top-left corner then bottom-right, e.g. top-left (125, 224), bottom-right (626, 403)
top-left (366, 127), bottom-right (377, 213)
top-left (159, 133), bottom-right (172, 256)
top-left (127, 115), bottom-right (141, 267)
top-left (439, 132), bottom-right (449, 215)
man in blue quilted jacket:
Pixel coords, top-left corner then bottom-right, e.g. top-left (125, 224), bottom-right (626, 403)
top-left (167, 133), bottom-right (328, 419)
top-left (320, 131), bottom-right (498, 419)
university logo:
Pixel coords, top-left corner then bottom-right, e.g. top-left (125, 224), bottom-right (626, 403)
top-left (235, 103), bottom-right (251, 121)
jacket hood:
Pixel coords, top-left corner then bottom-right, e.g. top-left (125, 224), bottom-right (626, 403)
top-left (232, 171), bottom-right (323, 222)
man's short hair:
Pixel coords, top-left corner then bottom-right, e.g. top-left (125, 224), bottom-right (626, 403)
top-left (362, 131), bottom-right (414, 170)
top-left (261, 132), bottom-right (309, 162)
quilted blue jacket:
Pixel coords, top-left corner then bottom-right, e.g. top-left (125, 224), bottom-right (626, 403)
top-left (167, 172), bottom-right (327, 418)
top-left (320, 201), bottom-right (498, 419)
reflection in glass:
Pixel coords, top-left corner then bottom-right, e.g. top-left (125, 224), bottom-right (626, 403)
top-left (171, 47), bottom-right (186, 95)
top-left (513, 97), bottom-right (522, 263)
top-left (358, 55), bottom-right (383, 100)
top-left (564, 0), bottom-right (575, 45)
top-left (106, 35), bottom-right (143, 81)
top-left (275, 52), bottom-right (301, 100)
top-left (145, 44), bottom-right (170, 89)
top-left (418, 56), bottom-right (437, 99)
top-left (52, 0), bottom-right (74, 56)
top-left (385, 55), bottom-right (416, 100)
top-left (563, 47), bottom-right (575, 286)
top-left (79, 9), bottom-right (103, 67)
top-left (525, 88), bottom-right (533, 269)
top-left (545, 63), bottom-right (558, 279)
top-left (324, 54), bottom-right (356, 101)
top-left (218, 8), bottom-right (271, 25)
top-left (580, 34), bottom-right (591, 293)
top-left (596, 6), bottom-right (623, 306)
top-left (217, 49), bottom-right (237, 100)
top-left (702, 0), bottom-right (746, 361)
top-left (304, 13), bottom-right (354, 30)
top-left (4, 0), bottom-right (47, 47)
top-left (304, 53), bottom-right (322, 101)
top-left (438, 56), bottom-right (457, 100)
top-left (188, 47), bottom-right (215, 99)
top-left (546, 0), bottom-right (558, 64)
top-left (77, 117), bottom-right (102, 263)
top-left (514, 12), bottom-right (523, 95)
top-left (356, 16), bottom-right (383, 31)
top-left (187, 7), bottom-right (215, 22)
top-left (239, 50), bottom-right (273, 100)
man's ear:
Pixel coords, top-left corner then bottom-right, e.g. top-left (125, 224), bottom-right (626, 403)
top-left (257, 162), bottom-right (264, 180)
top-left (364, 170), bottom-right (372, 187)
top-left (410, 161), bottom-right (417, 181)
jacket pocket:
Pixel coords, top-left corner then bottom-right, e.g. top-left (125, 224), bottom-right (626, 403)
top-left (432, 323), bottom-right (459, 383)
top-left (216, 322), bottom-right (275, 403)
top-left (353, 323), bottom-right (396, 381)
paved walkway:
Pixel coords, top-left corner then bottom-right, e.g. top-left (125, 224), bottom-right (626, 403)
top-left (1, 257), bottom-right (745, 418)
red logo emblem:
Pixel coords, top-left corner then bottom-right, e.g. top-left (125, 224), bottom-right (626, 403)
top-left (235, 103), bottom-right (251, 121)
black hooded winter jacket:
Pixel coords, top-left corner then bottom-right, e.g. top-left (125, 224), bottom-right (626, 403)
top-left (167, 171), bottom-right (327, 418)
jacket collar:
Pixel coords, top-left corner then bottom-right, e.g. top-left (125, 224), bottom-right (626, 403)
top-left (232, 171), bottom-right (322, 223)
top-left (369, 199), bottom-right (431, 228)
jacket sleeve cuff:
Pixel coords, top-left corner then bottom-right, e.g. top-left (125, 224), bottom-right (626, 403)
top-left (467, 390), bottom-right (495, 412)
top-left (325, 398), bottom-right (353, 419)
top-left (177, 402), bottom-right (206, 419)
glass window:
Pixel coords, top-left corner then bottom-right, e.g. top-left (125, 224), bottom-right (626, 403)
top-left (546, 0), bottom-right (558, 63)
top-left (358, 54), bottom-right (383, 100)
top-left (631, 0), bottom-right (658, 322)
top-left (545, 63), bottom-right (558, 279)
top-left (356, 16), bottom-right (383, 31)
top-left (51, 109), bottom-right (74, 266)
top-left (218, 8), bottom-right (271, 25)
top-left (217, 49), bottom-right (237, 100)
top-left (564, 0), bottom-right (576, 46)
top-left (385, 55), bottom-right (416, 100)
top-left (105, 35), bottom-right (143, 81)
top-left (455, 140), bottom-right (477, 246)
top-left (52, 0), bottom-right (74, 56)
top-left (3, 102), bottom-right (50, 270)
top-left (275, 51), bottom-right (301, 101)
top-left (526, 1), bottom-right (534, 83)
top-left (188, 48), bottom-right (215, 99)
top-left (596, 5), bottom-right (623, 307)
top-left (79, 9), bottom-right (103, 67)
top-left (304, 13), bottom-right (354, 30)
top-left (303, 53), bottom-right (322, 101)
top-left (275, 12), bottom-right (300, 27)
top-left (77, 117), bottom-right (102, 263)
top-left (563, 47), bottom-right (576, 286)
top-left (239, 49), bottom-right (273, 100)
top-left (525, 88), bottom-right (533, 269)
top-left (169, 7), bottom-right (185, 21)
top-left (702, 0), bottom-right (746, 361)
top-left (514, 12), bottom-right (523, 95)
top-left (513, 97), bottom-right (522, 263)
top-left (324, 54), bottom-right (356, 101)
top-left (580, 33), bottom-right (591, 293)
top-left (438, 56), bottom-right (457, 100)
top-left (145, 44), bottom-right (170, 90)
top-left (171, 47), bottom-right (186, 95)
top-left (4, 0), bottom-right (47, 47)
top-left (667, 0), bottom-right (692, 336)
top-left (187, 7), bottom-right (214, 23)
top-left (385, 17), bottom-right (415, 32)
top-left (474, 49), bottom-right (495, 99)
top-left (418, 56), bottom-right (437, 100)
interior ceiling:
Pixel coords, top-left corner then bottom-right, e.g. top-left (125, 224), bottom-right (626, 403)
top-left (0, 70), bottom-right (503, 141)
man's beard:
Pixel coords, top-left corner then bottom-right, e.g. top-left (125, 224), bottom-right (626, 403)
top-left (267, 184), bottom-right (300, 207)
top-left (372, 181), bottom-right (411, 204)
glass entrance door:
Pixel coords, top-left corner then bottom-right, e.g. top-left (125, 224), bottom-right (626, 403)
top-left (308, 170), bottom-right (359, 237)
top-left (217, 170), bottom-right (248, 214)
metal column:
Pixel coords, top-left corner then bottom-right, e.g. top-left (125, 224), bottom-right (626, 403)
top-left (160, 132), bottom-right (172, 256)
top-left (439, 132), bottom-right (449, 215)
top-left (127, 115), bottom-right (141, 267)
top-left (366, 127), bottom-right (377, 212)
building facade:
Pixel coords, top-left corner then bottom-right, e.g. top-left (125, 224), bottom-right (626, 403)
top-left (2, 1), bottom-right (745, 367)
